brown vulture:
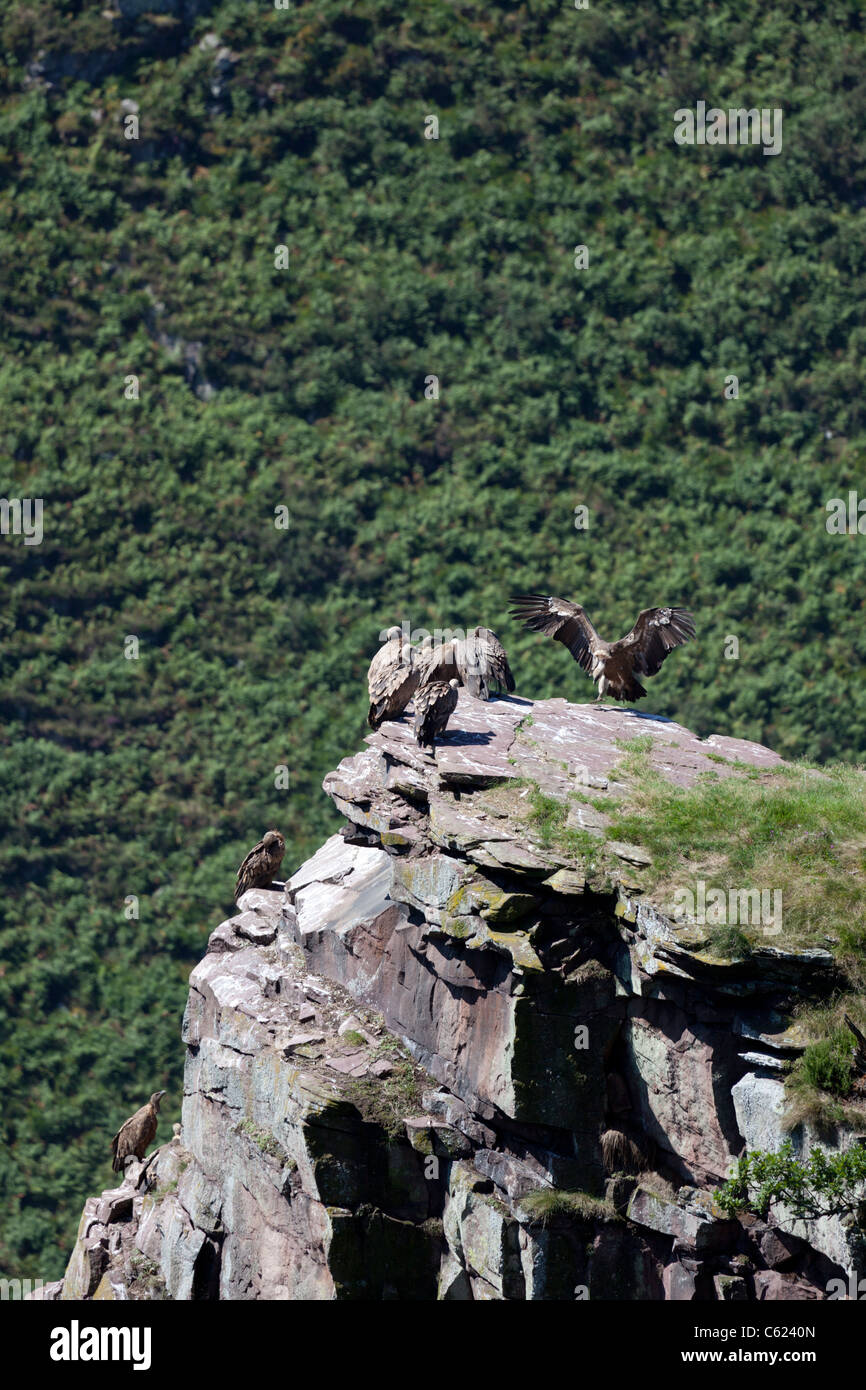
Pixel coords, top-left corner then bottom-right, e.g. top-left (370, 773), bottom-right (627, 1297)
top-left (234, 829), bottom-right (286, 900)
top-left (367, 642), bottom-right (419, 729)
top-left (411, 636), bottom-right (456, 684)
top-left (366, 627), bottom-right (403, 698)
top-left (457, 626), bottom-right (516, 700)
top-left (413, 679), bottom-right (459, 751)
top-left (510, 594), bottom-right (695, 703)
top-left (110, 1091), bottom-right (166, 1173)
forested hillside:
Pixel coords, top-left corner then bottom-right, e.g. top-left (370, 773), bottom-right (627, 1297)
top-left (1, 0), bottom-right (865, 1279)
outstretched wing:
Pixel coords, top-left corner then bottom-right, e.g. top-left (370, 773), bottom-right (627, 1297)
top-left (458, 627), bottom-right (516, 699)
top-left (509, 595), bottom-right (601, 675)
top-left (612, 608), bottom-right (696, 677)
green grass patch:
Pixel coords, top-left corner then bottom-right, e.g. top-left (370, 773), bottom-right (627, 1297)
top-left (601, 739), bottom-right (866, 979)
top-left (518, 1188), bottom-right (615, 1227)
top-left (235, 1119), bottom-right (284, 1161)
top-left (346, 1043), bottom-right (424, 1142)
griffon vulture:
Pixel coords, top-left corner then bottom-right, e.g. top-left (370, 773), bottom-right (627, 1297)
top-left (368, 642), bottom-right (419, 729)
top-left (366, 627), bottom-right (403, 697)
top-left (110, 1091), bottom-right (166, 1173)
top-left (234, 829), bottom-right (286, 900)
top-left (510, 595), bottom-right (695, 703)
top-left (457, 626), bottom-right (516, 700)
top-left (413, 679), bottom-right (460, 751)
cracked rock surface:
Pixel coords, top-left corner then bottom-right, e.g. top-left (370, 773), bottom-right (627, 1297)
top-left (56, 697), bottom-right (865, 1299)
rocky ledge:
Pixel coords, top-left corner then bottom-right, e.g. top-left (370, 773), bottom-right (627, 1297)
top-left (53, 696), bottom-right (865, 1300)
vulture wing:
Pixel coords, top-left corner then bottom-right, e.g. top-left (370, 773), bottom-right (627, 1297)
top-left (366, 634), bottom-right (403, 700)
top-left (110, 1124), bottom-right (126, 1173)
top-left (611, 608), bottom-right (696, 678)
top-left (235, 838), bottom-right (267, 897)
top-left (458, 627), bottom-right (516, 699)
top-left (368, 657), bottom-right (420, 729)
top-left (110, 1105), bottom-right (156, 1173)
top-left (415, 638), bottom-right (460, 686)
top-left (235, 835), bottom-right (284, 900)
top-left (413, 680), bottom-right (459, 750)
top-left (509, 595), bottom-right (602, 675)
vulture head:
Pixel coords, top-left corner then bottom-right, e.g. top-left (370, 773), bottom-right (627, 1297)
top-left (150, 1091), bottom-right (167, 1109)
top-left (262, 830), bottom-right (285, 852)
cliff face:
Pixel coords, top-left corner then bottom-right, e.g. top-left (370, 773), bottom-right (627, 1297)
top-left (52, 697), bottom-right (865, 1300)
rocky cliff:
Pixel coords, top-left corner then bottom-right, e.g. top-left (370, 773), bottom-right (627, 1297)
top-left (50, 696), bottom-right (866, 1300)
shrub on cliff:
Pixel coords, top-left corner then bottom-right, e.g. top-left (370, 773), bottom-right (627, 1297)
top-left (716, 1140), bottom-right (866, 1224)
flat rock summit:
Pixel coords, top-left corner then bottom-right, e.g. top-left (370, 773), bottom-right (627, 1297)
top-left (49, 697), bottom-right (863, 1300)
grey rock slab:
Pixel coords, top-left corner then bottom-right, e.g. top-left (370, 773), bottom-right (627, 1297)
top-left (731, 1073), bottom-right (788, 1153)
top-left (627, 1186), bottom-right (735, 1254)
top-left (233, 908), bottom-right (278, 946)
top-left (292, 839), bottom-right (392, 942)
top-left (428, 798), bottom-right (514, 851)
top-left (282, 1033), bottom-right (326, 1051)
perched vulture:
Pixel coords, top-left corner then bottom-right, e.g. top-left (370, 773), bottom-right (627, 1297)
top-left (234, 829), bottom-right (286, 900)
top-left (510, 594), bottom-right (695, 703)
top-left (110, 1091), bottom-right (166, 1174)
top-left (366, 626), bottom-right (403, 699)
top-left (457, 626), bottom-right (515, 700)
top-left (368, 642), bottom-right (419, 729)
top-left (413, 636), bottom-right (459, 686)
top-left (413, 679), bottom-right (460, 751)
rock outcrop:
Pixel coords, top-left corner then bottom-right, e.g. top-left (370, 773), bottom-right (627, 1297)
top-left (56, 696), bottom-right (866, 1299)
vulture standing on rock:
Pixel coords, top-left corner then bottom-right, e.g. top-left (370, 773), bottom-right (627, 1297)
top-left (367, 641), bottom-right (419, 729)
top-left (413, 635), bottom-right (460, 685)
top-left (413, 679), bottom-right (460, 751)
top-left (366, 626), bottom-right (403, 696)
top-left (510, 594), bottom-right (695, 703)
top-left (458, 626), bottom-right (516, 700)
top-left (110, 1091), bottom-right (166, 1173)
top-left (234, 829), bottom-right (286, 900)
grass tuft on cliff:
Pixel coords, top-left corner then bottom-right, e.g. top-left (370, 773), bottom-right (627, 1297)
top-left (601, 738), bottom-right (866, 974)
top-left (518, 1189), bottom-right (616, 1227)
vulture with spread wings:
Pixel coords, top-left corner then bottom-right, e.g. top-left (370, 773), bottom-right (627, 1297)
top-left (510, 595), bottom-right (695, 703)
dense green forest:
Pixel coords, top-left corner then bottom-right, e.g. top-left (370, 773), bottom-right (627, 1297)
top-left (1, 0), bottom-right (865, 1279)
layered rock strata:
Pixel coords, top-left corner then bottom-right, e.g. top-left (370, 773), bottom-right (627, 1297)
top-left (56, 697), bottom-right (865, 1299)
